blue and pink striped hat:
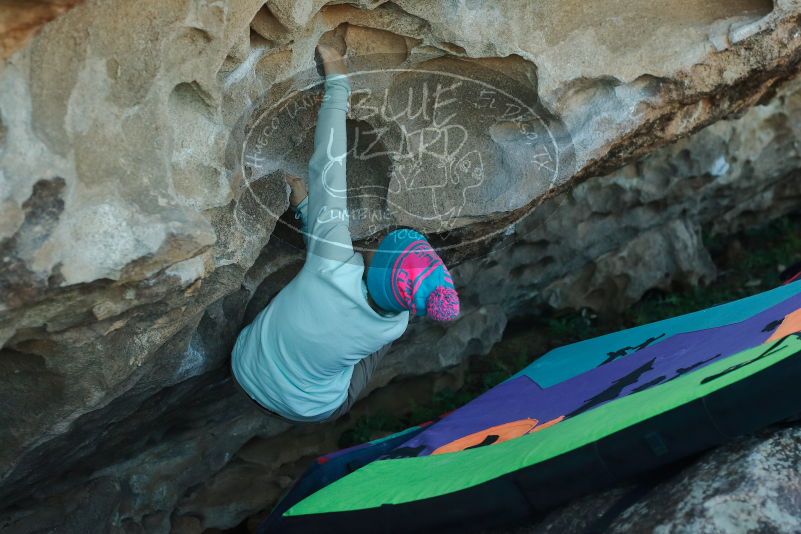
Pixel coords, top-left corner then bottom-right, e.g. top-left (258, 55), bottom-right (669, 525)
top-left (366, 229), bottom-right (460, 321)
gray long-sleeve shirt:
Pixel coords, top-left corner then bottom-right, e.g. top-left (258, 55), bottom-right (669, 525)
top-left (231, 74), bottom-right (410, 422)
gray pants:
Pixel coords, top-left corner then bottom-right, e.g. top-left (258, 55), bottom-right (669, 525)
top-left (324, 342), bottom-right (392, 421)
top-left (232, 342), bottom-right (392, 424)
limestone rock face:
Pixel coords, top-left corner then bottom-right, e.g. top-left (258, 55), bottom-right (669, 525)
top-left (522, 426), bottom-right (801, 534)
top-left (1, 1), bottom-right (801, 532)
top-left (0, 0), bottom-right (82, 61)
top-left (610, 427), bottom-right (801, 533)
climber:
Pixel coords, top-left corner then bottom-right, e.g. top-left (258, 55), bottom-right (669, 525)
top-left (230, 44), bottom-right (461, 423)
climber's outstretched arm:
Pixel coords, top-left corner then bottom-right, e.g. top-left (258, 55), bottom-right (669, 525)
top-left (303, 73), bottom-right (355, 268)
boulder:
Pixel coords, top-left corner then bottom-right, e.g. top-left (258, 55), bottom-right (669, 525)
top-left (1, 1), bottom-right (801, 531)
top-left (521, 425), bottom-right (801, 534)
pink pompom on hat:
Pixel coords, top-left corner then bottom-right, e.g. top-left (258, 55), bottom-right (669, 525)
top-left (366, 229), bottom-right (460, 321)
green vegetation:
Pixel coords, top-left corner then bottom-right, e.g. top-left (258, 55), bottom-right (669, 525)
top-left (339, 213), bottom-right (801, 448)
top-left (631, 216), bottom-right (801, 325)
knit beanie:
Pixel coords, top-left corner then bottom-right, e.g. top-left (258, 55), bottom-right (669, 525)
top-left (366, 229), bottom-right (460, 321)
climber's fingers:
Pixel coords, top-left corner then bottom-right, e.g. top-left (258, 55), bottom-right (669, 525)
top-left (286, 174), bottom-right (308, 208)
top-left (316, 44), bottom-right (348, 77)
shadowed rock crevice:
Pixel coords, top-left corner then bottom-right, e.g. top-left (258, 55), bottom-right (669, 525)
top-left (0, 177), bottom-right (65, 310)
top-left (250, 4), bottom-right (291, 45)
top-left (0, 111), bottom-right (6, 155)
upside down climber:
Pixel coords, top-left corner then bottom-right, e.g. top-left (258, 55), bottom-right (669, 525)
top-left (230, 45), bottom-right (461, 423)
